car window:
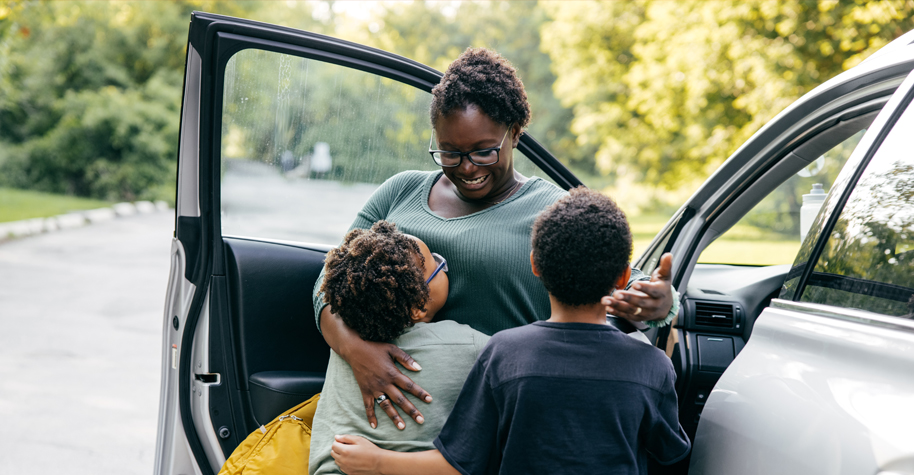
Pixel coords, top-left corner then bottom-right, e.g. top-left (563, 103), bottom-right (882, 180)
top-left (697, 130), bottom-right (865, 265)
top-left (220, 49), bottom-right (554, 244)
top-left (798, 102), bottom-right (914, 318)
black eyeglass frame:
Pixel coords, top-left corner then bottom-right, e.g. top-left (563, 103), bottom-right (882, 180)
top-left (428, 127), bottom-right (512, 168)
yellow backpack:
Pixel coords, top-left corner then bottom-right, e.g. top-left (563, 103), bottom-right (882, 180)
top-left (218, 393), bottom-right (320, 475)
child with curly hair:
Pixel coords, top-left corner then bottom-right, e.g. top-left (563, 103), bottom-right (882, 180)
top-left (309, 220), bottom-right (489, 475)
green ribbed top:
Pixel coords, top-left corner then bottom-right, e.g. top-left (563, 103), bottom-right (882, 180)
top-left (313, 170), bottom-right (663, 336)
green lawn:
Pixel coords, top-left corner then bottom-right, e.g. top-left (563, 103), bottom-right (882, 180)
top-left (629, 214), bottom-right (801, 266)
top-left (0, 187), bottom-right (112, 223)
top-left (0, 187), bottom-right (799, 265)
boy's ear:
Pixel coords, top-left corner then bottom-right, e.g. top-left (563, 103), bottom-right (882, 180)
top-left (614, 264), bottom-right (632, 291)
top-left (530, 251), bottom-right (540, 277)
top-left (411, 306), bottom-right (428, 322)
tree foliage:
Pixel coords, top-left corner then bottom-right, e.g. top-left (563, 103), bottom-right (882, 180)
top-left (341, 1), bottom-right (588, 173)
top-left (0, 1), bottom-right (255, 202)
top-left (541, 0), bottom-right (914, 199)
top-left (2, 0), bottom-right (914, 209)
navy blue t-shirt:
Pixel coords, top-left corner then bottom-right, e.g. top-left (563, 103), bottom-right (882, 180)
top-left (433, 321), bottom-right (690, 475)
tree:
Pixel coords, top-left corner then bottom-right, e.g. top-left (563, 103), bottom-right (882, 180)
top-left (541, 0), bottom-right (914, 208)
top-left (0, 1), bottom-right (257, 202)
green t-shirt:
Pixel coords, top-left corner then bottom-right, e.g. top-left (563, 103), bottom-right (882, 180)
top-left (312, 170), bottom-right (677, 336)
top-left (309, 321), bottom-right (490, 475)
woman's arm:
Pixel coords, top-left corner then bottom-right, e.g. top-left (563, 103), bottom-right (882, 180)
top-left (319, 306), bottom-right (432, 429)
top-left (312, 172), bottom-right (434, 428)
top-left (603, 253), bottom-right (678, 325)
top-left (331, 435), bottom-right (459, 475)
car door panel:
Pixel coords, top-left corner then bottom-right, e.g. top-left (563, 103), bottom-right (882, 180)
top-left (159, 12), bottom-right (584, 475)
top-left (690, 302), bottom-right (914, 475)
top-left (222, 238), bottom-right (331, 426)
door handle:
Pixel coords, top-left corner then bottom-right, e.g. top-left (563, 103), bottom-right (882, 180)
top-left (194, 373), bottom-right (221, 385)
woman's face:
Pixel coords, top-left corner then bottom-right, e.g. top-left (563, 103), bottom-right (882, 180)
top-left (434, 104), bottom-right (520, 202)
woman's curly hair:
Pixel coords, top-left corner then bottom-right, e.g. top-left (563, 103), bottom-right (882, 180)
top-left (430, 47), bottom-right (531, 129)
top-left (321, 221), bottom-right (429, 342)
top-left (532, 187), bottom-right (632, 307)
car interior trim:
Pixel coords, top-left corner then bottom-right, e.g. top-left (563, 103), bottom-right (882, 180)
top-left (176, 46), bottom-right (202, 220)
top-left (189, 294), bottom-right (227, 472)
top-left (221, 234), bottom-right (335, 254)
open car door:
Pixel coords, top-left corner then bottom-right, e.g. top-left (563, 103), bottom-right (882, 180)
top-left (154, 12), bottom-right (582, 475)
top-left (636, 29), bottom-right (914, 472)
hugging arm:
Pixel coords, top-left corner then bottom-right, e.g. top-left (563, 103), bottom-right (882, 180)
top-left (312, 173), bottom-right (433, 429)
top-left (318, 303), bottom-right (431, 429)
top-left (331, 435), bottom-right (459, 475)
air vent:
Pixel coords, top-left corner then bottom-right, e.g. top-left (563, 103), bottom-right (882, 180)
top-left (694, 301), bottom-right (735, 328)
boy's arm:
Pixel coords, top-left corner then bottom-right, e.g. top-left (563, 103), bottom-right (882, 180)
top-left (331, 435), bottom-right (460, 475)
top-left (642, 360), bottom-right (692, 465)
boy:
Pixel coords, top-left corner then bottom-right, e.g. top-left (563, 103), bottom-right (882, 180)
top-left (331, 188), bottom-right (690, 474)
top-left (310, 220), bottom-right (490, 475)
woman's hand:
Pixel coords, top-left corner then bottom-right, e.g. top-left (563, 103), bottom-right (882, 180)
top-left (603, 253), bottom-right (675, 322)
top-left (343, 336), bottom-right (432, 430)
top-left (322, 307), bottom-right (432, 430)
top-left (331, 435), bottom-right (383, 475)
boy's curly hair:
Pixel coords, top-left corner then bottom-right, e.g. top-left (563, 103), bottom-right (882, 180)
top-left (532, 187), bottom-right (632, 307)
top-left (321, 221), bottom-right (429, 342)
top-left (430, 47), bottom-right (531, 129)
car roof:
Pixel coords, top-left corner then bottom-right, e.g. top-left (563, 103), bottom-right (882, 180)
top-left (861, 28), bottom-right (914, 65)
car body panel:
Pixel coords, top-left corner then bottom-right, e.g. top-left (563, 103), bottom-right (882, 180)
top-left (154, 238), bottom-right (200, 475)
top-left (154, 41), bottom-right (205, 475)
top-left (690, 301), bottom-right (914, 475)
top-left (689, 57), bottom-right (914, 473)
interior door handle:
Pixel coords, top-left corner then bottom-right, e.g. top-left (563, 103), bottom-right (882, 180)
top-left (194, 373), bottom-right (221, 385)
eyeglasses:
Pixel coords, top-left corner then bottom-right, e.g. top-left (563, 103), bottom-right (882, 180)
top-left (428, 127), bottom-right (511, 167)
top-left (426, 252), bottom-right (448, 284)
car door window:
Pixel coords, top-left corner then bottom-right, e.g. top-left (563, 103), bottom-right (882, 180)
top-left (220, 49), bottom-right (553, 245)
top-left (697, 130), bottom-right (865, 265)
top-left (798, 103), bottom-right (914, 318)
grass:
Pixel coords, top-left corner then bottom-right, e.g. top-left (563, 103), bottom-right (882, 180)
top-left (628, 214), bottom-right (802, 267)
top-left (0, 187), bottom-right (113, 223)
top-left (0, 186), bottom-right (798, 265)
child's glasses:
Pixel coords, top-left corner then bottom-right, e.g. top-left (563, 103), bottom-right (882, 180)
top-left (426, 252), bottom-right (448, 284)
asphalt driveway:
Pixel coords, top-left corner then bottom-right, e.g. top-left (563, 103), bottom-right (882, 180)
top-left (0, 210), bottom-right (173, 474)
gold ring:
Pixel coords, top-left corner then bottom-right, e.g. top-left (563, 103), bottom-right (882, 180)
top-left (634, 307), bottom-right (642, 316)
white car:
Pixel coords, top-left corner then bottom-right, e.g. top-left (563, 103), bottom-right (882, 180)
top-left (155, 13), bottom-right (914, 475)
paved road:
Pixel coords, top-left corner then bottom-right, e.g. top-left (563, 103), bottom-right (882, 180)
top-left (0, 168), bottom-right (379, 473)
top-left (0, 211), bottom-right (174, 474)
top-left (0, 167), bottom-right (381, 473)
top-left (222, 160), bottom-right (379, 244)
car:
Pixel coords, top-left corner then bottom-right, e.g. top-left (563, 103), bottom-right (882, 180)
top-left (154, 12), bottom-right (914, 475)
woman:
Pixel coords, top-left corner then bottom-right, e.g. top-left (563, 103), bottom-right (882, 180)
top-left (312, 47), bottom-right (677, 431)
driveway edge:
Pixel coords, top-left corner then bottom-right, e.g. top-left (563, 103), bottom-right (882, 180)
top-left (0, 200), bottom-right (171, 243)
